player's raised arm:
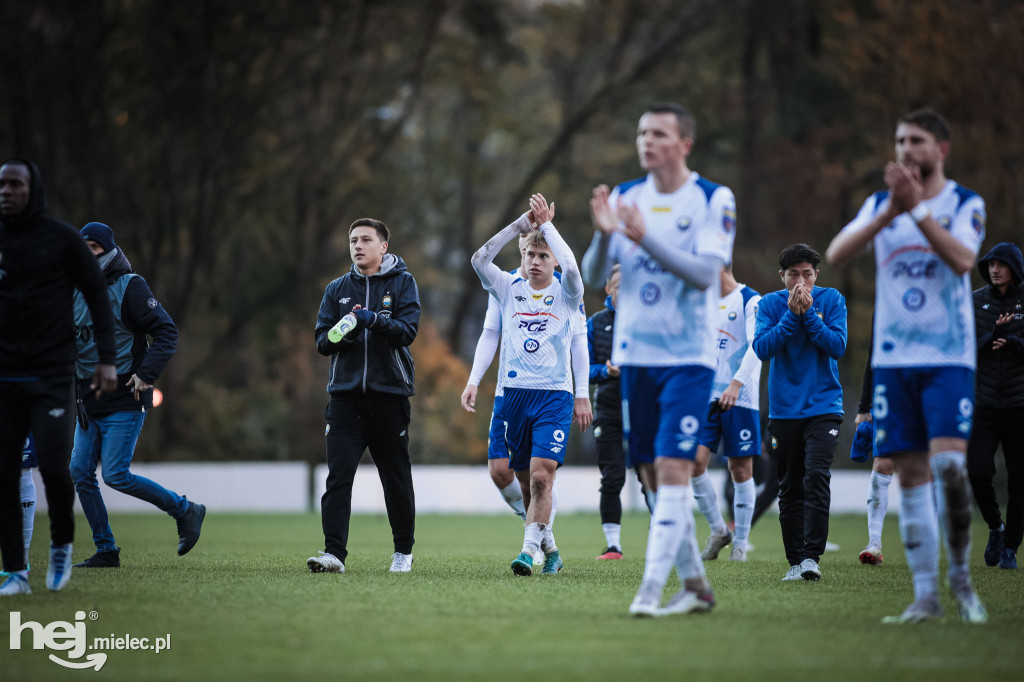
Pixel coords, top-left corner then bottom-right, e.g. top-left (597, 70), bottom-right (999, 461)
top-left (620, 200), bottom-right (721, 292)
top-left (471, 212), bottom-right (534, 292)
top-left (530, 193), bottom-right (583, 301)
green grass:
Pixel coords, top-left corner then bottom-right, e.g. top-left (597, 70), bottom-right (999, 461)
top-left (3, 511), bottom-right (1020, 681)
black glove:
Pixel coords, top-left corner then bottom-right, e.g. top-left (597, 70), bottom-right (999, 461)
top-left (352, 308), bottom-right (378, 330)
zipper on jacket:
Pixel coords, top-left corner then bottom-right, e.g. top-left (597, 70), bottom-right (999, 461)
top-left (362, 277), bottom-right (370, 392)
top-left (393, 349), bottom-right (410, 387)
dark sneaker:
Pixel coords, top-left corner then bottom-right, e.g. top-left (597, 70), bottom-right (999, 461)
top-left (176, 501), bottom-right (207, 556)
top-left (74, 549), bottom-right (120, 568)
top-left (984, 528), bottom-right (1004, 566)
top-left (999, 548), bottom-right (1018, 570)
top-left (596, 546), bottom-right (623, 560)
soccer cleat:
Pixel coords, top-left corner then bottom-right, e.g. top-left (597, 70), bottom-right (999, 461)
top-left (46, 543), bottom-right (72, 591)
top-left (955, 590), bottom-right (988, 624)
top-left (307, 551), bottom-right (344, 573)
top-left (858, 544), bottom-right (884, 566)
top-left (984, 528), bottom-right (1004, 566)
top-left (176, 501), bottom-right (206, 556)
top-left (781, 565), bottom-right (803, 581)
top-left (74, 549), bottom-right (120, 568)
top-left (541, 550), bottom-right (563, 574)
top-left (511, 552), bottom-right (534, 576)
top-left (596, 546), bottom-right (623, 560)
top-left (660, 588), bottom-right (715, 616)
top-left (389, 552), bottom-right (413, 573)
top-left (799, 558), bottom-right (821, 581)
top-left (999, 548), bottom-right (1018, 570)
top-left (700, 531), bottom-right (733, 560)
top-left (882, 597), bottom-right (944, 624)
top-left (728, 545), bottom-right (748, 562)
top-left (0, 573), bottom-right (31, 596)
top-left (628, 580), bottom-right (662, 617)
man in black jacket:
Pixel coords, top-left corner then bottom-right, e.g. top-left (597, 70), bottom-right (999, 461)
top-left (0, 158), bottom-right (117, 597)
top-left (69, 222), bottom-right (204, 569)
top-left (309, 218), bottom-right (420, 574)
top-left (969, 241), bottom-right (1024, 570)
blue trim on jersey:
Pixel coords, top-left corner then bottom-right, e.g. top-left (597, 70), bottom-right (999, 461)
top-left (871, 190), bottom-right (889, 210)
top-left (740, 285), bottom-right (759, 307)
top-left (615, 176), bottom-right (646, 195)
top-left (694, 176), bottom-right (721, 203)
top-left (487, 396), bottom-right (508, 460)
top-left (953, 184), bottom-right (978, 210)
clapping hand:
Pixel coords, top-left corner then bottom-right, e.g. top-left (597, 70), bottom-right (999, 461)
top-left (528, 193), bottom-right (555, 228)
top-left (590, 185), bottom-right (617, 236)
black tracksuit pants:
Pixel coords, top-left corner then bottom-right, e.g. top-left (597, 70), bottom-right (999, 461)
top-left (594, 411), bottom-right (626, 526)
top-left (322, 392), bottom-right (415, 563)
top-left (769, 414), bottom-right (841, 565)
top-left (0, 376), bottom-right (77, 573)
top-left (967, 406), bottom-right (1024, 551)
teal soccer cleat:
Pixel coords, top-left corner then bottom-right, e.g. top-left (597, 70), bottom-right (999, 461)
top-left (511, 552), bottom-right (534, 576)
top-left (541, 550), bottom-right (563, 574)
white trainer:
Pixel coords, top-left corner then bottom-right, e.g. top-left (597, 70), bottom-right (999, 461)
top-left (0, 573), bottom-right (32, 596)
top-left (46, 543), bottom-right (72, 591)
top-left (660, 588), bottom-right (715, 616)
top-left (955, 590), bottom-right (988, 624)
top-left (701, 531), bottom-right (733, 560)
top-left (799, 558), bottom-right (821, 581)
top-left (882, 597), bottom-right (945, 624)
top-left (728, 545), bottom-right (748, 562)
top-left (859, 544), bottom-right (884, 566)
top-left (629, 580), bottom-right (662, 617)
top-left (307, 551), bottom-right (344, 573)
top-left (781, 565), bottom-right (802, 581)
top-left (389, 552), bottom-right (413, 573)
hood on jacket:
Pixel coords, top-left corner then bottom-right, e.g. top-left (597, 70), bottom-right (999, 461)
top-left (99, 247), bottom-right (133, 283)
top-left (978, 242), bottom-right (1024, 286)
top-left (604, 294), bottom-right (616, 312)
top-left (349, 253), bottom-right (406, 279)
top-left (0, 157), bottom-right (47, 227)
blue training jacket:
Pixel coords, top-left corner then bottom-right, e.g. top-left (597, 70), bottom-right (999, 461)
top-left (753, 285), bottom-right (847, 419)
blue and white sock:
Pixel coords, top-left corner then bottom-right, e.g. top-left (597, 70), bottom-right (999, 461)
top-left (898, 483), bottom-right (939, 602)
top-left (499, 479), bottom-right (527, 520)
top-left (602, 523), bottom-right (622, 550)
top-left (733, 478), bottom-right (755, 550)
top-left (640, 485), bottom-right (687, 592)
top-left (867, 471), bottom-right (892, 547)
top-left (20, 469), bottom-right (36, 568)
top-left (522, 523), bottom-right (544, 556)
top-left (674, 486), bottom-right (706, 582)
top-left (931, 451), bottom-right (973, 590)
top-left (691, 472), bottom-right (728, 536)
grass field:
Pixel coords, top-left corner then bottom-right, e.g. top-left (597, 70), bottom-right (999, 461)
top-left (3, 510), bottom-right (1021, 681)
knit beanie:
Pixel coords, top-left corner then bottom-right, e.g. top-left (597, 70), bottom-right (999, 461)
top-left (80, 222), bottom-right (116, 254)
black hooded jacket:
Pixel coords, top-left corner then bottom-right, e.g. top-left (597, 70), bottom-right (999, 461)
top-left (0, 158), bottom-right (115, 377)
top-left (974, 242), bottom-right (1024, 409)
top-left (315, 254), bottom-right (419, 397)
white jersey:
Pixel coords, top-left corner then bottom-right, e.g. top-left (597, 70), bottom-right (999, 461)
top-left (606, 172), bottom-right (736, 368)
top-left (485, 272), bottom-right (582, 395)
top-left (840, 180), bottom-right (985, 369)
top-left (483, 271), bottom-right (585, 397)
top-left (711, 284), bottom-right (761, 410)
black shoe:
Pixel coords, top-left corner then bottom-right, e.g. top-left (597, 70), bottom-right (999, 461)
top-left (999, 548), bottom-right (1018, 570)
top-left (984, 528), bottom-right (1004, 566)
top-left (176, 501), bottom-right (207, 556)
top-left (74, 549), bottom-right (120, 568)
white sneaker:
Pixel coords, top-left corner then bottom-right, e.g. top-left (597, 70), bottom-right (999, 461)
top-left (781, 565), bottom-right (803, 581)
top-left (799, 558), bottom-right (821, 581)
top-left (954, 589), bottom-right (988, 624)
top-left (389, 552), bottom-right (413, 573)
top-left (701, 531), bottom-right (733, 560)
top-left (859, 544), bottom-right (884, 565)
top-left (882, 597), bottom-right (944, 624)
top-left (728, 545), bottom-right (748, 562)
top-left (660, 588), bottom-right (715, 616)
top-left (307, 551), bottom-right (344, 573)
top-left (629, 580), bottom-right (662, 617)
top-left (0, 573), bottom-right (31, 596)
top-left (46, 543), bottom-right (72, 591)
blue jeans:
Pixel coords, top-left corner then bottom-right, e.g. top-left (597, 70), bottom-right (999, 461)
top-left (70, 410), bottom-right (188, 552)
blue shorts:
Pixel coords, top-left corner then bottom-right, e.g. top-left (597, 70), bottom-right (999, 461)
top-left (22, 433), bottom-right (37, 469)
top-left (487, 395), bottom-right (507, 460)
top-left (698, 404), bottom-right (760, 458)
top-left (872, 366), bottom-right (974, 456)
top-left (620, 365), bottom-right (714, 464)
top-left (502, 388), bottom-right (573, 472)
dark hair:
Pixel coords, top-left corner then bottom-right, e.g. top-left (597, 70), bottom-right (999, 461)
top-left (898, 108), bottom-right (951, 143)
top-left (348, 218), bottom-right (389, 242)
top-left (779, 243), bottom-right (821, 271)
top-left (646, 102), bottom-right (696, 142)
top-left (607, 263), bottom-right (621, 284)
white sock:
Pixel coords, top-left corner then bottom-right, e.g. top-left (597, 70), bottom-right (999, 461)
top-left (602, 523), bottom-right (622, 550)
top-left (866, 471), bottom-right (892, 546)
top-left (899, 483), bottom-right (939, 602)
top-left (542, 525), bottom-right (558, 554)
top-left (674, 486), bottom-right (706, 582)
top-left (548, 481), bottom-right (558, 527)
top-left (930, 451), bottom-right (973, 589)
top-left (522, 523), bottom-right (544, 556)
top-left (499, 479), bottom-right (527, 520)
top-left (640, 485), bottom-right (688, 592)
top-left (645, 488), bottom-right (657, 513)
top-left (20, 469), bottom-right (36, 566)
top-left (732, 478), bottom-right (755, 549)
top-left (691, 472), bottom-right (728, 536)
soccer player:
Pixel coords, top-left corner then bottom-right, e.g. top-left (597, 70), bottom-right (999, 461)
top-left (471, 193), bottom-right (591, 577)
top-left (691, 264), bottom-right (762, 563)
top-left (826, 107), bottom-right (988, 623)
top-left (460, 237), bottom-right (590, 562)
top-left (753, 244), bottom-right (846, 582)
top-left (582, 102), bottom-right (735, 616)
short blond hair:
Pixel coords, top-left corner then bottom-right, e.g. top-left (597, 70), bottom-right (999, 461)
top-left (521, 230), bottom-right (548, 250)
